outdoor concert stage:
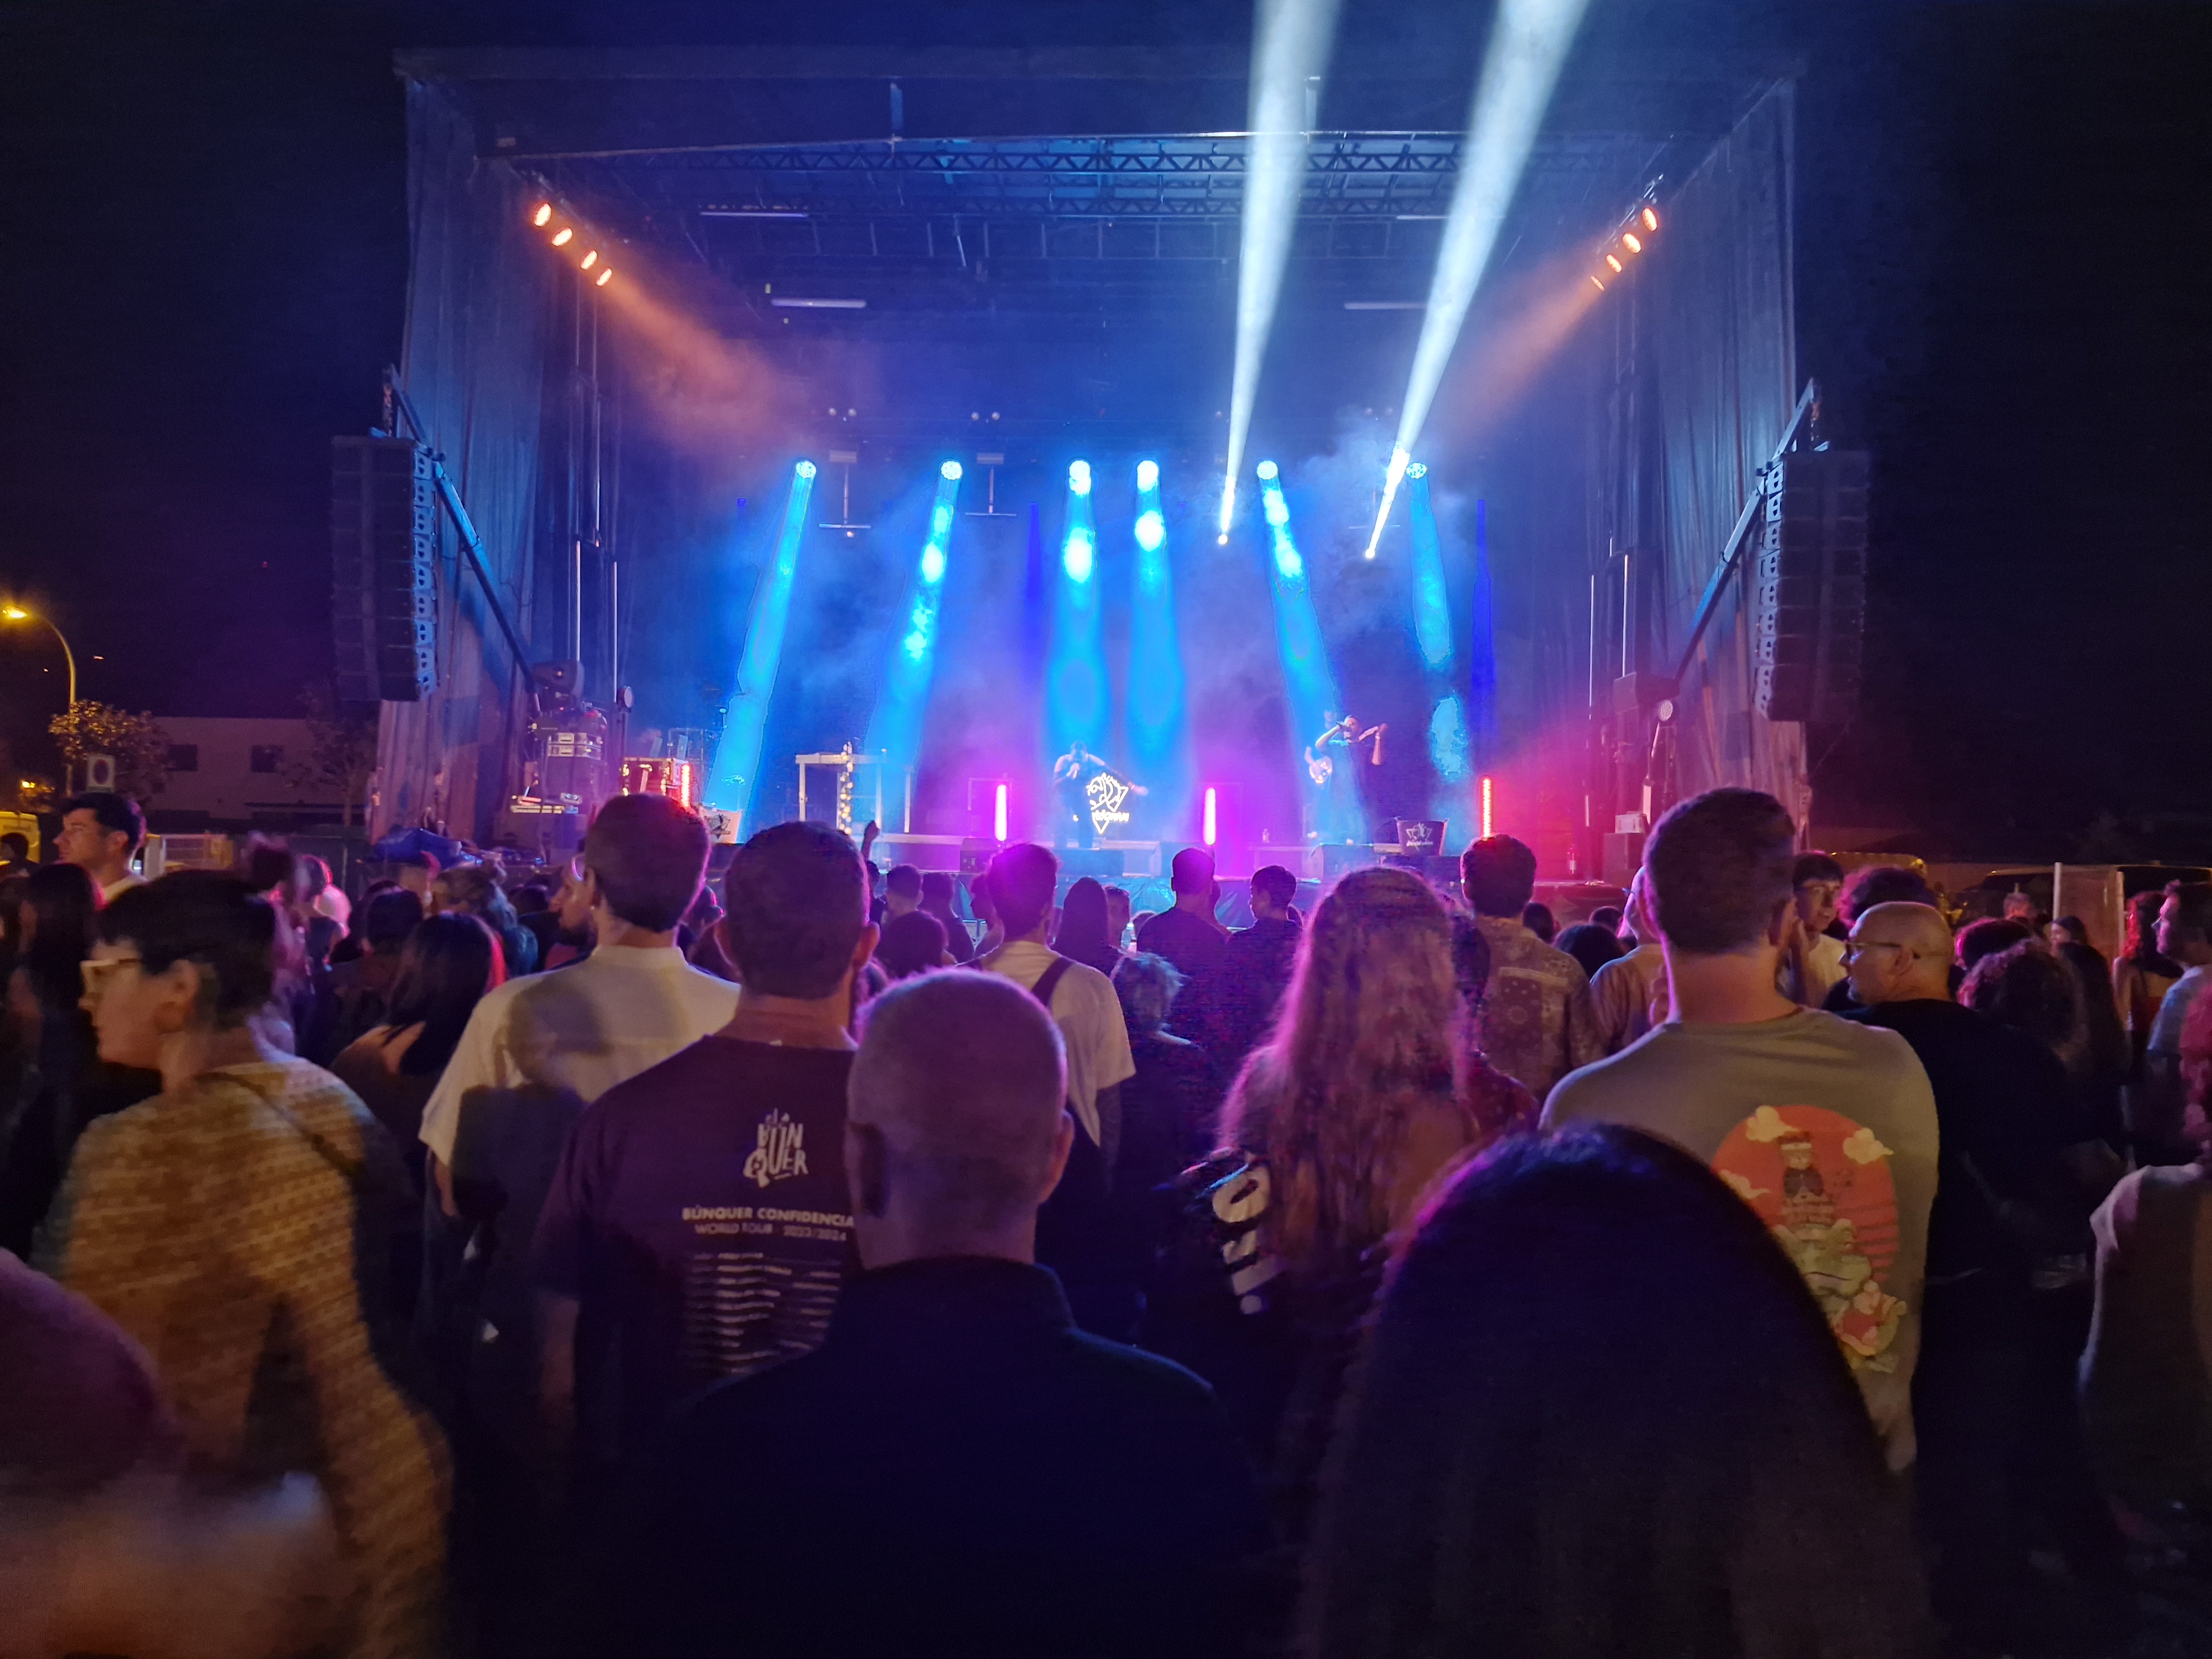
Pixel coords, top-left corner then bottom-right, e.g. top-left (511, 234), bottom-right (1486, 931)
top-left (373, 43), bottom-right (1819, 883)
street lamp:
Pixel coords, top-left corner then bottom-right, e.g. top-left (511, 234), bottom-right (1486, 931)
top-left (1, 604), bottom-right (76, 707)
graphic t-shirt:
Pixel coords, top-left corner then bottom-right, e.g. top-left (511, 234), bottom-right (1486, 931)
top-left (535, 1035), bottom-right (857, 1457)
top-left (1542, 1009), bottom-right (1939, 1469)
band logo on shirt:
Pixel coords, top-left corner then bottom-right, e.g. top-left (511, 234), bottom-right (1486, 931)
top-left (742, 1110), bottom-right (810, 1190)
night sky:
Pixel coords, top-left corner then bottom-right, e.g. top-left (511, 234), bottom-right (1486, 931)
top-left (2, 1), bottom-right (2205, 858)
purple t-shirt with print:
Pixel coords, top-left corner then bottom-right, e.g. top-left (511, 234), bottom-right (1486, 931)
top-left (536, 1034), bottom-right (857, 1455)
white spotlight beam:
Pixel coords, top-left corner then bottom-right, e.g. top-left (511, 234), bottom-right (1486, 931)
top-left (1363, 0), bottom-right (1593, 558)
top-left (1220, 0), bottom-right (1344, 543)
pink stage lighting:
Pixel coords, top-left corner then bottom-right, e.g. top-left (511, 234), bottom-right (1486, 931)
top-left (1480, 775), bottom-right (1495, 839)
top-left (994, 782), bottom-right (1009, 843)
top-left (1202, 787), bottom-right (1218, 848)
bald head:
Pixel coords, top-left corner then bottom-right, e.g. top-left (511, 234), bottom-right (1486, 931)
top-left (847, 973), bottom-right (1069, 1262)
top-left (1846, 901), bottom-right (1955, 1006)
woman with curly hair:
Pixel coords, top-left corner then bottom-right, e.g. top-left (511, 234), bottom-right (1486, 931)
top-left (1142, 867), bottom-right (1499, 1557)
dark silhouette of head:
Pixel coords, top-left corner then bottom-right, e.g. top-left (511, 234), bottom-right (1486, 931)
top-left (1459, 836), bottom-right (1537, 919)
top-left (1301, 1124), bottom-right (1927, 1659)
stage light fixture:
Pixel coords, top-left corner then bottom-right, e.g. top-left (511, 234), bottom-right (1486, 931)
top-left (1203, 787), bottom-right (1219, 848)
top-left (796, 460), bottom-right (818, 479)
top-left (994, 784), bottom-right (1009, 843)
top-left (1480, 775), bottom-right (1495, 838)
top-left (1217, 533), bottom-right (1229, 546)
top-left (531, 203), bottom-right (553, 227)
top-left (1136, 460), bottom-right (1159, 491)
top-left (1590, 274), bottom-right (1606, 291)
top-left (581, 250), bottom-right (599, 269)
top-left (1407, 461), bottom-right (1428, 479)
top-left (1069, 460), bottom-right (1092, 497)
top-left (1256, 460), bottom-right (1279, 481)
top-left (1063, 528), bottom-right (1095, 584)
top-left (551, 228), bottom-right (574, 247)
top-left (1641, 205), bottom-right (1660, 232)
top-left (1605, 253), bottom-right (1623, 273)
top-left (941, 460), bottom-right (963, 481)
top-left (1135, 510), bottom-right (1165, 553)
top-left (1620, 232), bottom-right (1642, 254)
top-left (595, 269), bottom-right (613, 286)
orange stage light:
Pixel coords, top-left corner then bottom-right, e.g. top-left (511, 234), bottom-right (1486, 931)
top-left (581, 250), bottom-right (599, 269)
top-left (1605, 253), bottom-right (1623, 273)
top-left (594, 268), bottom-right (613, 286)
top-left (551, 227), bottom-right (574, 246)
top-left (1621, 232), bottom-right (1643, 254)
top-left (1641, 206), bottom-right (1660, 232)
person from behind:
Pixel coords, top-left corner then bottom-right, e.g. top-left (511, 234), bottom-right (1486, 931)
top-left (1053, 875), bottom-right (1125, 979)
top-left (1955, 939), bottom-right (2128, 1619)
top-left (1518, 900), bottom-right (1556, 944)
top-left (1300, 1125), bottom-right (1928, 1659)
top-left (1555, 920), bottom-right (1624, 982)
top-left (1446, 915), bottom-right (1542, 1145)
top-left (56, 791), bottom-right (146, 902)
top-left (1145, 869), bottom-right (1502, 1551)
top-left (331, 911), bottom-right (504, 1201)
top-left (875, 908), bottom-right (950, 980)
top-left (919, 869), bottom-right (975, 964)
top-left (431, 862), bottom-right (539, 977)
top-left (1459, 834), bottom-right (1601, 1100)
top-left (418, 793), bottom-right (739, 1213)
top-left (603, 972), bottom-right (1265, 1658)
top-left (1213, 862), bottom-right (1302, 1068)
top-left (980, 842), bottom-right (1136, 1336)
top-left (881, 862), bottom-right (924, 924)
top-left (307, 886), bottom-right (424, 1063)
top-left (1103, 884), bottom-right (1134, 952)
top-left (1112, 952), bottom-right (1223, 1202)
top-left (0, 829), bottom-right (29, 879)
top-left (1789, 852), bottom-right (1849, 1005)
top-left (536, 821), bottom-right (874, 1468)
top-left (1589, 902), bottom-right (1623, 937)
top-left (43, 872), bottom-right (445, 1659)
top-left (1957, 916), bottom-right (2032, 975)
top-left (2142, 881), bottom-right (2212, 1165)
top-left (2056, 936), bottom-right (2130, 1154)
top-left (2083, 980), bottom-right (2212, 1531)
top-left (1543, 789), bottom-right (1938, 1470)
top-left (1840, 902), bottom-right (2090, 1647)
top-left (1588, 867), bottom-right (1668, 1053)
top-left (1135, 846), bottom-right (1228, 984)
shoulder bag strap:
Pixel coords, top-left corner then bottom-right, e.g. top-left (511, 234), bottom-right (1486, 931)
top-left (1029, 954), bottom-right (1076, 1013)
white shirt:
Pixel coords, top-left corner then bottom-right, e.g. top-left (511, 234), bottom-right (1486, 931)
top-left (1799, 933), bottom-right (1849, 1006)
top-left (980, 938), bottom-right (1136, 1148)
top-left (100, 873), bottom-right (148, 904)
top-left (419, 945), bottom-right (740, 1166)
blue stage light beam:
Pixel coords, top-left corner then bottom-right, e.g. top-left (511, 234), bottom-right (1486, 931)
top-left (1362, 0), bottom-right (1593, 558)
top-left (1257, 468), bottom-right (1352, 838)
top-left (1127, 460), bottom-right (1188, 817)
top-left (1220, 0), bottom-right (1345, 544)
top-left (706, 460), bottom-right (817, 831)
top-left (1409, 466), bottom-right (1473, 818)
top-left (864, 464), bottom-right (963, 780)
top-left (1046, 461), bottom-right (1108, 761)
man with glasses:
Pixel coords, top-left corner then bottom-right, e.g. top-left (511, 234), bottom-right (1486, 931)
top-left (1839, 899), bottom-right (2084, 1645)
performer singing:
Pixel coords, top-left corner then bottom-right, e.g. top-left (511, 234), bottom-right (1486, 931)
top-left (1305, 713), bottom-right (1386, 844)
top-left (1051, 742), bottom-right (1148, 849)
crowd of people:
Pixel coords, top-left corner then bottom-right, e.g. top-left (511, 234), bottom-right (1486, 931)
top-left (4, 781), bottom-right (2212, 1656)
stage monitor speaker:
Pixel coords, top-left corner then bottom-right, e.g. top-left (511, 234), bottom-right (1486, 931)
top-left (1754, 449), bottom-right (1867, 726)
top-left (331, 436), bottom-right (437, 703)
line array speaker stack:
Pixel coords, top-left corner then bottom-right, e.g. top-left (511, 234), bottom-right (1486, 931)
top-left (332, 436), bottom-right (438, 703)
top-left (1753, 449), bottom-right (1868, 725)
